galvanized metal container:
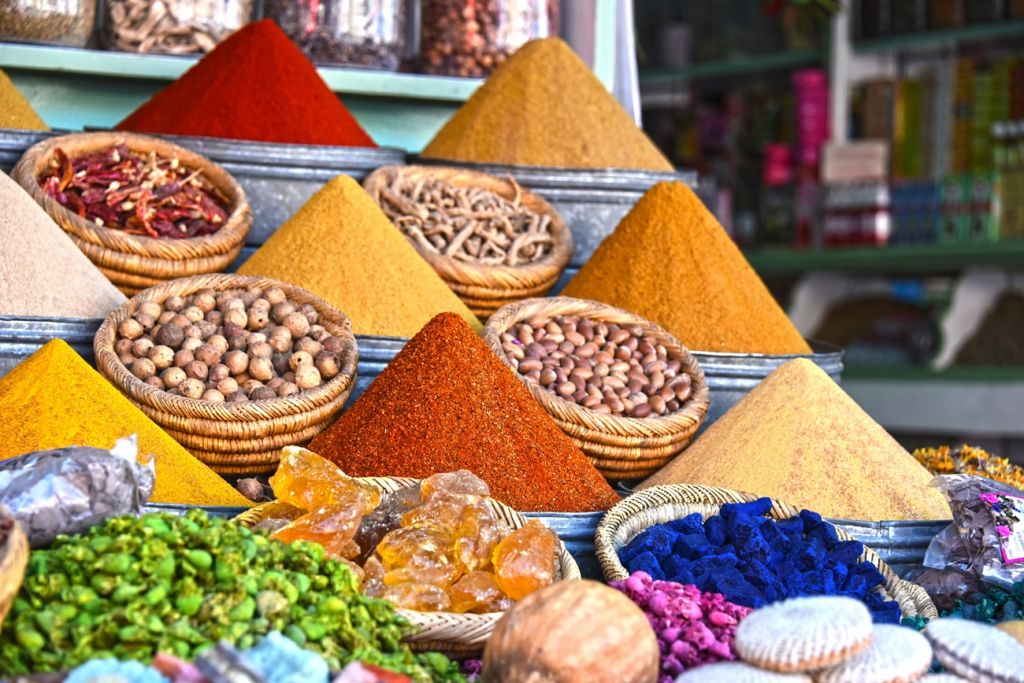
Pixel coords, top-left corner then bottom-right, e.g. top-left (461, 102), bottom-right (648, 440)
top-left (0, 128), bottom-right (57, 173)
top-left (351, 334), bottom-right (407, 402)
top-left (0, 316), bottom-right (102, 379)
top-left (831, 518), bottom-right (949, 578)
top-left (413, 158), bottom-right (697, 266)
top-left (694, 341), bottom-right (845, 429)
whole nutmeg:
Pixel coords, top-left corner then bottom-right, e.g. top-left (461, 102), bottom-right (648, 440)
top-left (294, 365), bottom-right (322, 390)
top-left (240, 378), bottom-right (264, 393)
top-left (185, 360), bottom-right (209, 381)
top-left (158, 311), bottom-right (176, 325)
top-left (164, 295), bottom-right (186, 312)
top-left (118, 352), bottom-right (136, 366)
top-left (206, 310), bottom-right (223, 326)
top-left (227, 391), bottom-right (249, 403)
top-left (250, 386), bottom-right (277, 401)
top-left (294, 337), bottom-right (322, 357)
top-left (148, 345), bottom-right (174, 370)
top-left (207, 363), bottom-right (230, 383)
top-left (183, 325), bottom-right (203, 341)
top-left (248, 307), bottom-right (270, 331)
top-left (224, 308), bottom-right (248, 329)
top-left (234, 372), bottom-right (250, 384)
top-left (249, 357), bottom-right (274, 382)
top-left (223, 350), bottom-right (249, 376)
top-left (217, 377), bottom-right (239, 395)
top-left (289, 351), bottom-right (313, 371)
top-left (182, 305), bottom-right (204, 323)
top-left (181, 337), bottom-right (203, 353)
top-left (248, 342), bottom-right (273, 360)
top-left (139, 300), bottom-right (162, 319)
top-left (322, 336), bottom-right (346, 354)
top-left (131, 358), bottom-right (157, 380)
top-left (195, 321), bottom-right (218, 340)
top-left (221, 297), bottom-right (245, 314)
top-left (132, 338), bottom-right (154, 358)
top-left (195, 344), bottom-right (222, 366)
top-left (283, 311), bottom-right (310, 337)
top-left (267, 377), bottom-right (285, 392)
top-left (271, 352), bottom-right (290, 376)
top-left (300, 304), bottom-right (319, 325)
top-left (202, 389), bottom-right (226, 403)
top-left (265, 287), bottom-right (287, 305)
top-left (236, 478), bottom-right (266, 502)
top-left (161, 367), bottom-right (186, 389)
top-left (222, 322), bottom-right (245, 340)
top-left (277, 382), bottom-right (300, 397)
top-left (315, 351), bottom-right (340, 379)
top-left (170, 314), bottom-right (191, 329)
top-left (174, 349), bottom-right (195, 369)
top-left (193, 291), bottom-right (216, 313)
top-left (282, 371), bottom-right (295, 384)
top-left (248, 332), bottom-right (268, 345)
top-left (114, 339), bottom-right (134, 357)
top-left (134, 312), bottom-right (157, 331)
top-left (227, 335), bottom-right (247, 351)
top-left (118, 318), bottom-right (144, 341)
top-left (207, 334), bottom-right (229, 354)
top-left (268, 328), bottom-right (292, 353)
top-left (154, 323), bottom-right (185, 349)
top-left (271, 301), bottom-right (295, 324)
top-left (309, 326), bottom-right (330, 343)
top-left (145, 376), bottom-right (165, 390)
top-left (178, 378), bottom-right (205, 399)
top-left (241, 288), bottom-right (260, 307)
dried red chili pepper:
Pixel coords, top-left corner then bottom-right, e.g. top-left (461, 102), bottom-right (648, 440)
top-left (38, 144), bottom-right (230, 239)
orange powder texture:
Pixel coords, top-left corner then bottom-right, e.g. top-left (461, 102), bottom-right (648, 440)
top-left (421, 37), bottom-right (673, 171)
top-left (563, 182), bottom-right (812, 354)
top-left (641, 358), bottom-right (950, 521)
top-left (238, 175), bottom-right (481, 337)
top-left (0, 340), bottom-right (250, 508)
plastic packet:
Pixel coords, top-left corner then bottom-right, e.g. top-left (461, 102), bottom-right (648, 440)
top-left (903, 566), bottom-right (980, 611)
top-left (0, 435), bottom-right (155, 547)
top-left (924, 473), bottom-right (1024, 589)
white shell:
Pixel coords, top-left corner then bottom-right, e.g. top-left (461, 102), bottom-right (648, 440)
top-left (925, 618), bottom-right (1024, 683)
top-left (817, 624), bottom-right (932, 683)
top-left (673, 662), bottom-right (812, 682)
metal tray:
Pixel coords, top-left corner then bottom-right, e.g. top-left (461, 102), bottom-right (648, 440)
top-left (413, 157), bottom-right (697, 266)
top-left (0, 316), bottom-right (102, 379)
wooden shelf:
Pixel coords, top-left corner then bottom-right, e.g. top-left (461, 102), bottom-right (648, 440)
top-left (853, 21), bottom-right (1024, 53)
top-left (639, 49), bottom-right (822, 84)
top-left (744, 241), bottom-right (1024, 275)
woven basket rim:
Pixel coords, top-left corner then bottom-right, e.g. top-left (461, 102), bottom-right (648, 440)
top-left (594, 483), bottom-right (938, 621)
top-left (11, 131), bottom-right (252, 259)
top-left (234, 474), bottom-right (581, 640)
top-left (93, 274), bottom-right (358, 422)
top-left (363, 164), bottom-right (574, 284)
top-left (482, 296), bottom-right (711, 434)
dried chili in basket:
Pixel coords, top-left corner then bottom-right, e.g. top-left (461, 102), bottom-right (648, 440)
top-left (38, 143), bottom-right (230, 239)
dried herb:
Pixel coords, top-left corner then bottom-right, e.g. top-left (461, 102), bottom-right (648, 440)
top-left (373, 170), bottom-right (553, 267)
top-left (39, 143), bottom-right (230, 239)
top-left (914, 444), bottom-right (1024, 491)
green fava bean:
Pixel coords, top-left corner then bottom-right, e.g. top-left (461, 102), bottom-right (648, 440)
top-left (229, 597), bottom-right (255, 621)
top-left (112, 584), bottom-right (144, 603)
top-left (16, 628), bottom-right (45, 652)
top-left (144, 585), bottom-right (168, 605)
top-left (175, 594), bottom-right (203, 616)
top-left (97, 553), bottom-right (133, 575)
top-left (185, 549), bottom-right (213, 570)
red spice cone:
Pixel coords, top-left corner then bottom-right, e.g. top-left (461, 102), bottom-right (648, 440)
top-left (309, 312), bottom-right (620, 512)
top-left (116, 19), bottom-right (376, 148)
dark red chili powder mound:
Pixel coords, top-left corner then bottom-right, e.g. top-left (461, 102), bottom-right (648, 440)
top-left (115, 20), bottom-right (376, 148)
top-left (309, 312), bottom-right (620, 512)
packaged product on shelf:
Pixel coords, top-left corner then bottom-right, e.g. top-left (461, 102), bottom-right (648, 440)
top-left (266, 0), bottom-right (406, 69)
top-left (419, 0), bottom-right (556, 77)
top-left (0, 0), bottom-right (96, 47)
top-left (103, 0), bottom-right (252, 54)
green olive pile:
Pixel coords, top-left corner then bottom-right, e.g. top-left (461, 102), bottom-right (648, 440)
top-left (0, 510), bottom-right (462, 682)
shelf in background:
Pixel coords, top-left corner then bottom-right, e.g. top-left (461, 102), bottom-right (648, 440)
top-left (0, 43), bottom-right (483, 102)
top-left (745, 241), bottom-right (1024, 275)
top-left (639, 49), bottom-right (823, 84)
top-left (853, 20), bottom-right (1024, 53)
top-left (844, 364), bottom-right (1024, 383)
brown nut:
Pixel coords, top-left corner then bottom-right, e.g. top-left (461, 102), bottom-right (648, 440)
top-left (161, 366), bottom-right (187, 389)
top-left (195, 344), bottom-right (222, 366)
top-left (148, 345), bottom-right (174, 370)
top-left (224, 308), bottom-right (248, 329)
top-left (185, 360), bottom-right (209, 381)
top-left (181, 337), bottom-right (203, 354)
top-left (173, 349), bottom-right (195, 369)
top-left (294, 364), bottom-right (321, 390)
top-left (248, 342), bottom-right (273, 360)
top-left (207, 363), bottom-right (230, 384)
top-left (118, 318), bottom-right (144, 341)
top-left (289, 351), bottom-right (314, 371)
top-left (223, 350), bottom-right (249, 376)
top-left (207, 334), bottom-right (229, 354)
top-left (294, 337), bottom-right (322, 357)
top-left (131, 358), bottom-right (157, 380)
top-left (250, 386), bottom-right (277, 401)
top-left (145, 376), bottom-right (165, 390)
top-left (249, 357), bottom-right (274, 382)
top-left (154, 323), bottom-right (184, 349)
top-left (138, 300), bottom-right (163, 319)
top-left (322, 336), bottom-right (346, 354)
top-left (315, 351), bottom-right (340, 379)
top-left (277, 381), bottom-right (300, 397)
top-left (283, 311), bottom-right (310, 337)
top-left (131, 338), bottom-right (154, 358)
top-left (216, 377), bottom-right (239, 395)
top-left (202, 389), bottom-right (226, 403)
top-left (271, 301), bottom-right (295, 324)
top-left (178, 378), bottom-right (205, 399)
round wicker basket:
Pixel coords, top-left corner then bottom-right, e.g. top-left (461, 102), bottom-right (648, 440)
top-left (483, 297), bottom-right (710, 479)
top-left (0, 518), bottom-right (29, 634)
top-left (11, 132), bottom-right (252, 296)
top-left (234, 475), bottom-right (581, 656)
top-left (94, 274), bottom-right (358, 475)
top-left (363, 165), bottom-right (573, 319)
top-left (595, 484), bottom-right (938, 621)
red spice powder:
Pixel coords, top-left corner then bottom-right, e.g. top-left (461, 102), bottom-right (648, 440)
top-left (116, 20), bottom-right (376, 148)
top-left (309, 312), bottom-right (620, 512)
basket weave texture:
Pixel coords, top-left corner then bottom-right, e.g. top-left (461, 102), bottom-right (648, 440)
top-left (0, 519), bottom-right (28, 634)
top-left (11, 132), bottom-right (252, 295)
top-left (363, 165), bottom-right (573, 319)
top-left (235, 475), bottom-right (581, 656)
top-left (94, 274), bottom-right (358, 475)
top-left (594, 484), bottom-right (938, 621)
top-left (483, 296), bottom-right (710, 479)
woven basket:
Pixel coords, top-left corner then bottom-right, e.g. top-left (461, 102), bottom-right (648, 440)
top-left (363, 165), bottom-right (573, 319)
top-left (483, 297), bottom-right (710, 479)
top-left (595, 484), bottom-right (938, 621)
top-left (235, 475), bottom-right (581, 656)
top-left (0, 517), bottom-right (29, 634)
top-left (94, 274), bottom-right (358, 475)
top-left (11, 132), bottom-right (252, 296)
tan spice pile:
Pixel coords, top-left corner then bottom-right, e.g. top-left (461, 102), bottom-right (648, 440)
top-left (640, 358), bottom-right (950, 521)
top-left (0, 340), bottom-right (249, 507)
top-left (562, 181), bottom-right (811, 354)
top-left (0, 170), bottom-right (126, 318)
top-left (421, 38), bottom-right (673, 171)
top-left (0, 69), bottom-right (47, 130)
top-left (238, 175), bottom-right (481, 337)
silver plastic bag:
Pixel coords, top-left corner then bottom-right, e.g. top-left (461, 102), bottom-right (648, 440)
top-left (0, 435), bottom-right (155, 547)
